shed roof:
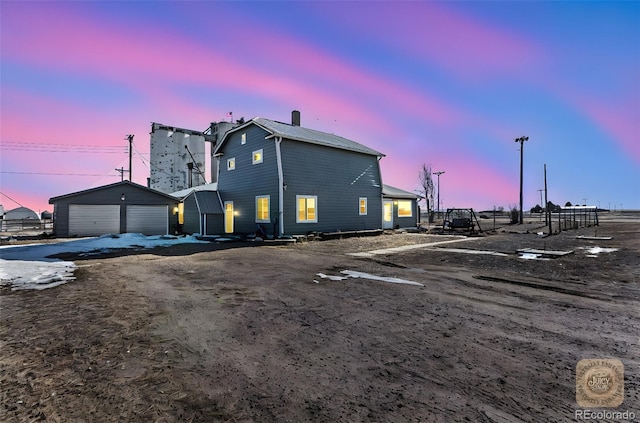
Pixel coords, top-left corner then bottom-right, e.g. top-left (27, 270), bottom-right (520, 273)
top-left (382, 184), bottom-right (421, 199)
top-left (49, 181), bottom-right (178, 203)
top-left (170, 184), bottom-right (222, 214)
top-left (215, 117), bottom-right (385, 157)
top-left (194, 191), bottom-right (223, 214)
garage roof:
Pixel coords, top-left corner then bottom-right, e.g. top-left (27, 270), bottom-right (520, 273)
top-left (49, 181), bottom-right (178, 203)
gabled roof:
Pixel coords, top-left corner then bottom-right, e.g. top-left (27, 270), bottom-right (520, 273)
top-left (215, 117), bottom-right (385, 157)
top-left (382, 184), bottom-right (421, 199)
top-left (49, 180), bottom-right (178, 203)
top-left (170, 183), bottom-right (223, 214)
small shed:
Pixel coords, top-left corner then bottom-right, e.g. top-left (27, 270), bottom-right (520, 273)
top-left (49, 181), bottom-right (179, 237)
top-left (171, 183), bottom-right (224, 236)
top-left (382, 185), bottom-right (421, 229)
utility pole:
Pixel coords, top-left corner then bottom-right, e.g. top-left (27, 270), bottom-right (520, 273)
top-left (515, 136), bottom-right (529, 224)
top-left (433, 171), bottom-right (445, 219)
top-left (125, 134), bottom-right (134, 181)
top-left (537, 189), bottom-right (544, 221)
top-left (544, 164), bottom-right (551, 234)
top-left (115, 167), bottom-right (125, 182)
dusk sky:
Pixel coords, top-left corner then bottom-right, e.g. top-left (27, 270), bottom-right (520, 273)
top-left (1, 1), bottom-right (639, 215)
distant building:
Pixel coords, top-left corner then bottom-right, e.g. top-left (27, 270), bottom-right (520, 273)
top-left (5, 206), bottom-right (40, 221)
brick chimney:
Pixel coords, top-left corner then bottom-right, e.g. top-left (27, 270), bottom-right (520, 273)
top-left (291, 110), bottom-right (300, 126)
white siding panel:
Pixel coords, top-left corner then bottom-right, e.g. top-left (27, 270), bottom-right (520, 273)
top-left (69, 205), bottom-right (120, 237)
top-left (126, 205), bottom-right (168, 235)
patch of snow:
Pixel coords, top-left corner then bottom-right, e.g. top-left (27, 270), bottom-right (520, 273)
top-left (519, 253), bottom-right (548, 260)
top-left (341, 270), bottom-right (424, 286)
top-left (586, 247), bottom-right (618, 255)
top-left (316, 272), bottom-right (349, 281)
top-left (0, 233), bottom-right (208, 291)
top-left (0, 260), bottom-right (76, 291)
top-left (316, 270), bottom-right (423, 286)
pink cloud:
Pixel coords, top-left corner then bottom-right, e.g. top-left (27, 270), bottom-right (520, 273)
top-left (575, 97), bottom-right (640, 163)
top-left (380, 146), bottom-right (519, 211)
top-left (540, 79), bottom-right (640, 164)
top-left (235, 28), bottom-right (464, 126)
top-left (311, 2), bottom-right (547, 81)
top-left (2, 3), bottom-right (465, 146)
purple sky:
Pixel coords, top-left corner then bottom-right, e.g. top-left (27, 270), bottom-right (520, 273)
top-left (1, 1), bottom-right (639, 214)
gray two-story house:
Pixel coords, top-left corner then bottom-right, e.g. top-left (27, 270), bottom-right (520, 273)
top-left (213, 113), bottom-right (387, 237)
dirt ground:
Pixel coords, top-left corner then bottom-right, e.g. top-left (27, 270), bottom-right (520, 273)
top-left (1, 216), bottom-right (639, 422)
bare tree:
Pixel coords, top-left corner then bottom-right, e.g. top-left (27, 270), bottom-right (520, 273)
top-left (418, 164), bottom-right (435, 221)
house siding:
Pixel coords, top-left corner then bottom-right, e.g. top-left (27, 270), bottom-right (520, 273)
top-left (216, 125), bottom-right (280, 236)
top-left (392, 200), bottom-right (420, 228)
top-left (204, 214), bottom-right (225, 236)
top-left (280, 140), bottom-right (382, 234)
top-left (182, 194), bottom-right (200, 234)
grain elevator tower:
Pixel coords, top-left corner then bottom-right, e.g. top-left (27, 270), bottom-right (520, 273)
top-left (149, 123), bottom-right (210, 193)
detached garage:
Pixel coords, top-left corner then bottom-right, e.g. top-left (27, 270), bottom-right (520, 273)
top-left (49, 181), bottom-right (179, 237)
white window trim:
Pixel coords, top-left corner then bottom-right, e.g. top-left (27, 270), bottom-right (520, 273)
top-left (227, 157), bottom-right (236, 171)
top-left (296, 195), bottom-right (318, 223)
top-left (397, 200), bottom-right (413, 218)
top-left (359, 197), bottom-right (368, 215)
top-left (241, 133), bottom-right (246, 145)
top-left (252, 149), bottom-right (263, 165)
top-left (255, 195), bottom-right (270, 223)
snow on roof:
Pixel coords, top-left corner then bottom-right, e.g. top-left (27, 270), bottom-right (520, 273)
top-left (382, 185), bottom-right (421, 199)
top-left (0, 233), bottom-right (208, 290)
top-left (171, 182), bottom-right (219, 199)
top-left (216, 117), bottom-right (384, 157)
top-left (254, 117), bottom-right (384, 156)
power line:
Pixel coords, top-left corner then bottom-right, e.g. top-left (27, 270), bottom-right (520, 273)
top-left (1, 171), bottom-right (116, 176)
top-left (1, 148), bottom-right (127, 154)
top-left (0, 191), bottom-right (25, 207)
top-left (1, 140), bottom-right (124, 146)
top-left (1, 141), bottom-right (127, 154)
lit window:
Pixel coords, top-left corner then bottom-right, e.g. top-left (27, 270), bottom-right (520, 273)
top-left (252, 149), bottom-right (263, 164)
top-left (241, 133), bottom-right (246, 145)
top-left (359, 197), bottom-right (367, 215)
top-left (398, 200), bottom-right (413, 217)
top-left (227, 157), bottom-right (235, 170)
top-left (297, 195), bottom-right (317, 223)
top-left (256, 195), bottom-right (270, 223)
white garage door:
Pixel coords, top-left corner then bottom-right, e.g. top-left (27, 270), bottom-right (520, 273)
top-left (69, 204), bottom-right (120, 237)
top-left (126, 205), bottom-right (168, 235)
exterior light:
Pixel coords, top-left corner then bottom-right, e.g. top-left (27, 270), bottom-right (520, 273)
top-left (121, 194), bottom-right (125, 201)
